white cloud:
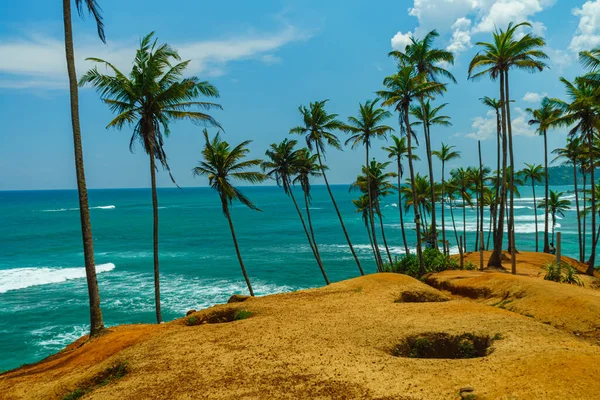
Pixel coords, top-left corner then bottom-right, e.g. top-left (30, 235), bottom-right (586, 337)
top-left (474, 0), bottom-right (554, 34)
top-left (522, 92), bottom-right (547, 103)
top-left (447, 17), bottom-right (472, 54)
top-left (464, 110), bottom-right (498, 141)
top-left (570, 0), bottom-right (600, 52)
top-left (391, 31), bottom-right (414, 51)
top-left (0, 25), bottom-right (308, 90)
top-left (512, 107), bottom-right (537, 137)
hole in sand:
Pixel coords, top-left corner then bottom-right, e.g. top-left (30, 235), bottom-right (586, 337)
top-left (186, 309), bottom-right (251, 326)
top-left (395, 290), bottom-right (449, 303)
top-left (391, 333), bottom-right (493, 359)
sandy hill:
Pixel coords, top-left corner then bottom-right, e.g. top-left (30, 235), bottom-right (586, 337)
top-left (1, 252), bottom-right (599, 399)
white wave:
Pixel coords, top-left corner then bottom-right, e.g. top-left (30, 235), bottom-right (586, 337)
top-left (31, 325), bottom-right (90, 349)
top-left (0, 263), bottom-right (115, 294)
top-left (91, 205), bottom-right (115, 210)
top-left (41, 205), bottom-right (115, 212)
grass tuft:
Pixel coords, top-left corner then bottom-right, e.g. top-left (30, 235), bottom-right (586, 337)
top-left (62, 361), bottom-right (129, 400)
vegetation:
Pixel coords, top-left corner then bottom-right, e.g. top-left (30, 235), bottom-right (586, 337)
top-left (542, 261), bottom-right (584, 286)
top-left (62, 361), bottom-right (129, 400)
top-left (382, 248), bottom-right (458, 277)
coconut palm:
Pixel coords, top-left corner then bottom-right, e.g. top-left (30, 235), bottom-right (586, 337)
top-left (469, 22), bottom-right (548, 273)
top-left (377, 66), bottom-right (446, 275)
top-left (390, 30), bottom-right (456, 250)
top-left (80, 33), bottom-right (222, 322)
top-left (290, 100), bottom-right (363, 275)
top-left (293, 149), bottom-right (332, 277)
top-left (62, 0), bottom-right (107, 337)
top-left (552, 138), bottom-right (584, 262)
top-left (538, 191), bottom-right (571, 244)
top-left (527, 98), bottom-right (562, 253)
top-left (432, 143), bottom-right (461, 254)
top-left (482, 186), bottom-right (497, 250)
top-left (401, 173), bottom-right (433, 229)
top-left (193, 131), bottom-right (266, 296)
top-left (382, 135), bottom-right (419, 256)
top-left (343, 99), bottom-right (393, 269)
top-left (450, 168), bottom-right (473, 253)
top-left (353, 195), bottom-right (377, 258)
top-left (519, 163), bottom-right (544, 252)
top-left (262, 139), bottom-right (329, 284)
top-left (444, 178), bottom-right (463, 251)
top-left (552, 77), bottom-right (600, 275)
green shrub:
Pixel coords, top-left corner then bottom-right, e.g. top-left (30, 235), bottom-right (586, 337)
top-left (382, 249), bottom-right (461, 277)
top-left (542, 261), bottom-right (584, 286)
top-left (233, 310), bottom-right (252, 321)
top-left (464, 261), bottom-right (477, 271)
top-left (185, 316), bottom-right (199, 326)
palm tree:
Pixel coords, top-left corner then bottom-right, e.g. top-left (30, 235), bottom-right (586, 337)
top-left (519, 163), bottom-right (544, 252)
top-left (450, 168), bottom-right (473, 253)
top-left (469, 22), bottom-right (548, 273)
top-left (553, 138), bottom-right (584, 262)
top-left (80, 33), bottom-right (222, 323)
top-left (390, 30), bottom-right (456, 250)
top-left (527, 98), bottom-right (562, 253)
top-left (552, 77), bottom-right (600, 275)
top-left (378, 66), bottom-right (446, 275)
top-left (343, 99), bottom-right (393, 269)
top-left (193, 131), bottom-right (267, 296)
top-left (63, 0), bottom-right (107, 338)
top-left (480, 96), bottom-right (503, 238)
top-left (482, 186), bottom-right (497, 250)
top-left (353, 195), bottom-right (377, 258)
top-left (262, 140), bottom-right (329, 284)
top-left (538, 191), bottom-right (571, 244)
top-left (444, 178), bottom-right (462, 251)
top-left (351, 160), bottom-right (397, 266)
top-left (290, 100), bottom-right (364, 275)
top-left (432, 143), bottom-right (461, 254)
top-left (382, 135), bottom-right (419, 256)
top-left (294, 149), bottom-right (333, 277)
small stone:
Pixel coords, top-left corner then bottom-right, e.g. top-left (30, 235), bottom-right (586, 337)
top-left (460, 386), bottom-right (475, 393)
top-left (186, 309), bottom-right (196, 316)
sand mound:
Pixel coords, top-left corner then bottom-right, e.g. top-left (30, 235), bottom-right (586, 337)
top-left (2, 269), bottom-right (600, 399)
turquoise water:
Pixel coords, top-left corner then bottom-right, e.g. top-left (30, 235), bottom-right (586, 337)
top-left (0, 184), bottom-right (590, 371)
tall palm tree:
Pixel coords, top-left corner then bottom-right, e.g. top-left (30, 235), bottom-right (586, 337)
top-left (469, 22), bottom-right (548, 273)
top-left (353, 195), bottom-right (377, 258)
top-left (382, 135), bottom-right (419, 256)
top-left (482, 186), bottom-right (497, 250)
top-left (432, 143), bottom-right (461, 254)
top-left (193, 131), bottom-right (266, 296)
top-left (290, 100), bottom-right (363, 275)
top-left (262, 140), bottom-right (329, 284)
top-left (480, 96), bottom-right (503, 238)
top-left (80, 33), bottom-right (222, 323)
top-left (390, 30), bottom-right (456, 250)
top-left (538, 191), bottom-right (571, 244)
top-left (552, 77), bottom-right (600, 275)
top-left (294, 149), bottom-right (333, 277)
top-left (553, 138), bottom-right (584, 262)
top-left (519, 163), bottom-right (544, 252)
top-left (401, 173), bottom-right (433, 230)
top-left (527, 98), bottom-right (562, 253)
top-left (63, 0), bottom-right (106, 337)
top-left (378, 66), bottom-right (446, 275)
top-left (343, 99), bottom-right (393, 269)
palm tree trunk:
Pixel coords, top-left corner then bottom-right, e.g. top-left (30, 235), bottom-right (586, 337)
top-left (440, 162), bottom-right (447, 255)
top-left (366, 146), bottom-right (384, 270)
top-left (403, 107), bottom-right (425, 275)
top-left (365, 220), bottom-right (376, 263)
top-left (462, 192), bottom-right (467, 253)
top-left (489, 71), bottom-right (508, 268)
top-left (504, 71), bottom-right (517, 274)
top-left (494, 110), bottom-right (501, 237)
top-left (222, 198), bottom-right (255, 296)
top-left (377, 204), bottom-right (393, 264)
top-left (397, 160), bottom-right (410, 255)
top-left (574, 163), bottom-right (583, 263)
top-left (424, 124), bottom-right (438, 249)
top-left (315, 148), bottom-right (364, 275)
top-left (475, 195), bottom-right (480, 252)
top-left (62, 0), bottom-right (104, 336)
top-left (543, 130), bottom-right (550, 253)
top-left (149, 149), bottom-right (162, 323)
top-left (552, 214), bottom-right (555, 244)
top-left (532, 178), bottom-right (539, 252)
top-left (582, 169), bottom-right (587, 262)
top-left (302, 189), bottom-right (330, 281)
top-left (450, 200), bottom-right (459, 252)
top-left (289, 184), bottom-right (330, 284)
top-left (487, 206), bottom-right (493, 250)
top-left (587, 135), bottom-right (597, 275)
top-left (478, 141), bottom-right (484, 257)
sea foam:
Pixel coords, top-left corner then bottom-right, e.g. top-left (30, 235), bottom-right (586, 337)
top-left (0, 263), bottom-right (115, 294)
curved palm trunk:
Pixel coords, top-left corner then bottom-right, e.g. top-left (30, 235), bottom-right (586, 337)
top-left (396, 160), bottom-right (410, 255)
top-left (403, 107), bottom-right (425, 275)
top-left (377, 204), bottom-right (393, 264)
top-left (587, 135), bottom-right (597, 275)
top-left (222, 198), bottom-right (254, 296)
top-left (543, 131), bottom-right (550, 253)
top-left (462, 192), bottom-right (467, 253)
top-left (574, 163), bottom-right (583, 263)
top-left (302, 190), bottom-right (330, 281)
top-left (315, 148), bottom-right (364, 275)
top-left (489, 72), bottom-right (508, 268)
top-left (450, 200), bottom-right (460, 252)
top-left (62, 0), bottom-right (104, 336)
top-left (289, 184), bottom-right (329, 284)
top-left (424, 124), bottom-right (438, 249)
top-left (504, 71), bottom-right (517, 274)
top-left (366, 146), bottom-right (384, 270)
top-left (551, 213), bottom-right (556, 244)
top-left (582, 170), bottom-right (587, 262)
top-left (487, 206), bottom-right (494, 250)
top-left (531, 178), bottom-right (539, 252)
top-left (365, 218), bottom-right (376, 263)
top-left (149, 149), bottom-right (162, 323)
top-left (440, 162), bottom-right (447, 255)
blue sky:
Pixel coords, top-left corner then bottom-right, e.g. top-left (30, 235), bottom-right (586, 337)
top-left (0, 0), bottom-right (599, 190)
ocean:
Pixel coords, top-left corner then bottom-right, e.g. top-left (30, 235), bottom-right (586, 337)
top-left (0, 184), bottom-right (589, 372)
